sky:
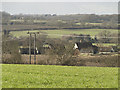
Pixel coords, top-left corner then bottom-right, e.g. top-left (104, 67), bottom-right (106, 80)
top-left (1, 0), bottom-right (120, 2)
top-left (1, 2), bottom-right (119, 15)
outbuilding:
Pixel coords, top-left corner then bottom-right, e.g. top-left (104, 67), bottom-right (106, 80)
top-left (74, 42), bottom-right (98, 54)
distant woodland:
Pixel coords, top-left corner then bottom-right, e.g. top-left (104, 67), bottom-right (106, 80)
top-left (1, 11), bottom-right (119, 30)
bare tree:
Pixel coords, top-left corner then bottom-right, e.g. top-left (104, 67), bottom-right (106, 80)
top-left (98, 30), bottom-right (112, 43)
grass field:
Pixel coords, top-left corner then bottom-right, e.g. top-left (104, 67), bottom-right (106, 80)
top-left (10, 29), bottom-right (118, 38)
top-left (76, 23), bottom-right (102, 25)
top-left (93, 43), bottom-right (117, 46)
top-left (2, 64), bottom-right (118, 88)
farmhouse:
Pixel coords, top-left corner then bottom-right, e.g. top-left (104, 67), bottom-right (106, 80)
top-left (74, 42), bottom-right (98, 54)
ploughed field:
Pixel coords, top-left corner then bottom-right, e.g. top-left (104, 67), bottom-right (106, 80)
top-left (2, 64), bottom-right (118, 88)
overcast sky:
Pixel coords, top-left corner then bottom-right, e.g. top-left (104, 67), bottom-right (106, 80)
top-left (1, 0), bottom-right (120, 2)
top-left (1, 2), bottom-right (118, 15)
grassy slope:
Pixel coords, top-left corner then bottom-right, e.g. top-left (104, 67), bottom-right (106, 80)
top-left (10, 29), bottom-right (118, 38)
top-left (2, 64), bottom-right (118, 88)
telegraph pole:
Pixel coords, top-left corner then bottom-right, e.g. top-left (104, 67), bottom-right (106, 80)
top-left (27, 31), bottom-right (39, 64)
top-left (27, 32), bottom-right (32, 64)
top-left (34, 33), bottom-right (36, 64)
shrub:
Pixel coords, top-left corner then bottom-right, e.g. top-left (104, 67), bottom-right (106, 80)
top-left (2, 38), bottom-right (22, 64)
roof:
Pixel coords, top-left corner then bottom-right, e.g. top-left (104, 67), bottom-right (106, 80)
top-left (99, 47), bottom-right (113, 52)
top-left (75, 42), bottom-right (93, 50)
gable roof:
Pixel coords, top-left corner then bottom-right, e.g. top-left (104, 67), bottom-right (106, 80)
top-left (75, 42), bottom-right (93, 50)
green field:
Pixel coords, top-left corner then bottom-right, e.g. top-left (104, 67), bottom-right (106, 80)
top-left (10, 29), bottom-right (118, 38)
top-left (2, 64), bottom-right (118, 88)
top-left (76, 23), bottom-right (102, 25)
top-left (93, 43), bottom-right (117, 46)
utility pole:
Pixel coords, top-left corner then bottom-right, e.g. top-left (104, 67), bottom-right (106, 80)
top-left (27, 31), bottom-right (39, 64)
top-left (34, 33), bottom-right (36, 64)
top-left (27, 32), bottom-right (31, 64)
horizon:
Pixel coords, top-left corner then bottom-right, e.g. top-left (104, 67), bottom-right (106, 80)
top-left (1, 2), bottom-right (118, 15)
top-left (1, 11), bottom-right (118, 15)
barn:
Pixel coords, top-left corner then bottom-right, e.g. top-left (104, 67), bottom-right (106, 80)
top-left (19, 47), bottom-right (41, 54)
top-left (74, 42), bottom-right (98, 54)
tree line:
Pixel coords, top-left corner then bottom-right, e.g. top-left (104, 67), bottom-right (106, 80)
top-left (1, 11), bottom-right (118, 29)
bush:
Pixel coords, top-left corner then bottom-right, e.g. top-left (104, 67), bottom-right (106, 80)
top-left (2, 38), bottom-right (23, 64)
top-left (2, 53), bottom-right (22, 64)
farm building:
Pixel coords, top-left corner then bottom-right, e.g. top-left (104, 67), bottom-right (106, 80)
top-left (43, 43), bottom-right (52, 49)
top-left (74, 42), bottom-right (98, 54)
top-left (98, 46), bottom-right (118, 53)
top-left (19, 43), bottom-right (52, 55)
top-left (111, 46), bottom-right (118, 52)
top-left (19, 47), bottom-right (41, 54)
